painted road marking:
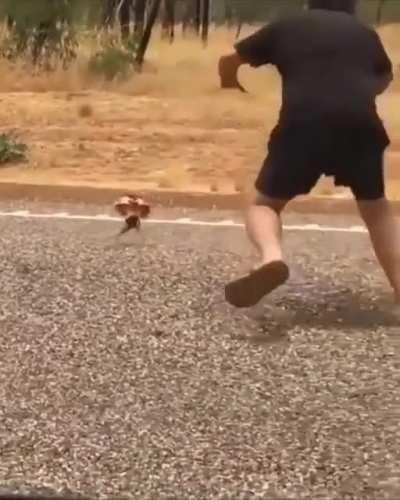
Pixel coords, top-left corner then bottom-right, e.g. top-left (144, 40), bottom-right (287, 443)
top-left (0, 209), bottom-right (368, 234)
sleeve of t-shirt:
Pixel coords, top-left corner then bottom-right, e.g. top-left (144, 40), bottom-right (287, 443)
top-left (234, 23), bottom-right (277, 68)
top-left (369, 29), bottom-right (392, 77)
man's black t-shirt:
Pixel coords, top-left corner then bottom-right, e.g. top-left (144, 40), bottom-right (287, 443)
top-left (235, 9), bottom-right (392, 124)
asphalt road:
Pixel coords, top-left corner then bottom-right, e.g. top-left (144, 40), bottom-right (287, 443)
top-left (0, 202), bottom-right (399, 500)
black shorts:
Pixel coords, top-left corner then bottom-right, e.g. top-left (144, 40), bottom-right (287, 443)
top-left (256, 117), bottom-right (390, 201)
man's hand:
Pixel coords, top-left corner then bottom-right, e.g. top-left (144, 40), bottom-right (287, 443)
top-left (218, 52), bottom-right (247, 93)
top-left (374, 70), bottom-right (393, 95)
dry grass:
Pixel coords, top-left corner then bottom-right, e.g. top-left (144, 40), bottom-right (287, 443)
top-left (0, 24), bottom-right (399, 197)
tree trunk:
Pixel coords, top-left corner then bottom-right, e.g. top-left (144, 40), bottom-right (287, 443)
top-left (118, 0), bottom-right (132, 40)
top-left (136, 0), bottom-right (163, 68)
top-left (102, 0), bottom-right (118, 27)
top-left (134, 0), bottom-right (146, 37)
top-left (236, 20), bottom-right (243, 40)
top-left (376, 0), bottom-right (387, 25)
top-left (182, 0), bottom-right (191, 36)
top-left (225, 0), bottom-right (233, 27)
top-left (6, 16), bottom-right (14, 30)
top-left (194, 0), bottom-right (201, 35)
top-left (182, 0), bottom-right (201, 37)
top-left (161, 0), bottom-right (175, 43)
top-left (32, 21), bottom-right (52, 66)
top-left (201, 0), bottom-right (210, 45)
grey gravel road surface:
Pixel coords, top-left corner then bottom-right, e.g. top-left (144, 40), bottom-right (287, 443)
top-left (0, 203), bottom-right (399, 500)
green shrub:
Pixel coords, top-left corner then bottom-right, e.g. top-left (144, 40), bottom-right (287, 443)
top-left (0, 0), bottom-right (87, 69)
top-left (0, 134), bottom-right (28, 165)
top-left (0, 22), bottom-right (78, 70)
top-left (88, 35), bottom-right (139, 81)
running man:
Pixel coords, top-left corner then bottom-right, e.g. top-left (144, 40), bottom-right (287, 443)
top-left (219, 0), bottom-right (400, 308)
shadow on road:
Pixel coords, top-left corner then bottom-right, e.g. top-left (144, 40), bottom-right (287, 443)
top-left (233, 288), bottom-right (399, 345)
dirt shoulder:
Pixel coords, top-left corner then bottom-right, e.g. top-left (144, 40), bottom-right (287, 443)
top-left (0, 65), bottom-right (399, 215)
top-left (2, 180), bottom-right (400, 215)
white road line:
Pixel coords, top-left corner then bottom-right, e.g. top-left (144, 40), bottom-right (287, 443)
top-left (0, 210), bottom-right (367, 234)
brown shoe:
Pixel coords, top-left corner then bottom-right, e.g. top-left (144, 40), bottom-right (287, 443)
top-left (225, 260), bottom-right (289, 308)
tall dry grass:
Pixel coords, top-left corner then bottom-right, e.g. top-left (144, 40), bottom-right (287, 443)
top-left (0, 25), bottom-right (280, 128)
top-left (0, 23), bottom-right (398, 129)
top-left (0, 23), bottom-right (398, 92)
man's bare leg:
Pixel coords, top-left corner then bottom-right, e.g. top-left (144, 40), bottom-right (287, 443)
top-left (225, 193), bottom-right (290, 308)
top-left (357, 198), bottom-right (400, 302)
top-left (246, 193), bottom-right (288, 267)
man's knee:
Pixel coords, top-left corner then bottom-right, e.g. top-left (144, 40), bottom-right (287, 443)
top-left (252, 192), bottom-right (289, 214)
top-left (357, 197), bottom-right (391, 225)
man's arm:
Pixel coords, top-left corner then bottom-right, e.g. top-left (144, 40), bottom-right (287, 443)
top-left (218, 23), bottom-right (278, 92)
top-left (370, 30), bottom-right (393, 95)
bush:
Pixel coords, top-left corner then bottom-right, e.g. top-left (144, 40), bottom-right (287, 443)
top-left (87, 35), bottom-right (139, 81)
top-left (0, 0), bottom-right (90, 69)
top-left (0, 134), bottom-right (28, 165)
top-left (0, 22), bottom-right (78, 70)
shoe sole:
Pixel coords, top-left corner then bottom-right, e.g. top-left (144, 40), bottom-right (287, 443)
top-left (225, 260), bottom-right (290, 308)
